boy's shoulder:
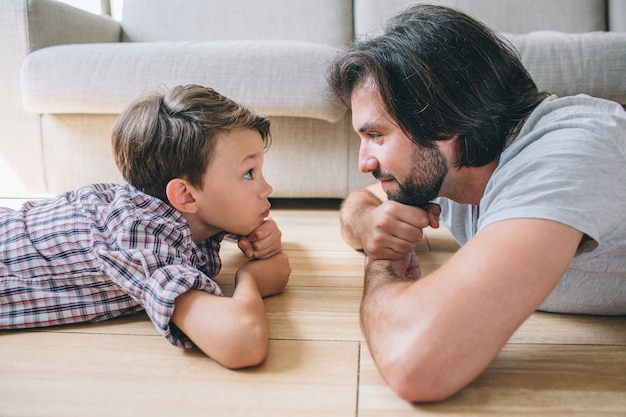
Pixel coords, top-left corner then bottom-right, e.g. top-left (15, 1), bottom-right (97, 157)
top-left (70, 183), bottom-right (154, 205)
top-left (60, 183), bottom-right (177, 222)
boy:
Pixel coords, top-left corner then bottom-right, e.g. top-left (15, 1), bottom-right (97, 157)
top-left (0, 84), bottom-right (291, 369)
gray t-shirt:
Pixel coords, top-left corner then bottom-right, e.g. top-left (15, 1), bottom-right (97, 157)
top-left (438, 94), bottom-right (626, 315)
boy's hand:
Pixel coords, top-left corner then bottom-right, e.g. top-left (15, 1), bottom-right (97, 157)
top-left (238, 218), bottom-right (283, 259)
top-left (236, 252), bottom-right (291, 297)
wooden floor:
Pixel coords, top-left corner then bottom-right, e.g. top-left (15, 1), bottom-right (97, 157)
top-left (1, 199), bottom-right (626, 416)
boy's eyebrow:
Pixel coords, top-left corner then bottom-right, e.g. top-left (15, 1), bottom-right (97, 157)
top-left (241, 151), bottom-right (262, 163)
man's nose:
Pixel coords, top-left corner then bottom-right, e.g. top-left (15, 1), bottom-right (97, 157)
top-left (359, 140), bottom-right (379, 173)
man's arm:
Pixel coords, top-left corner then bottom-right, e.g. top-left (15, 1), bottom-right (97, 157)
top-left (339, 185), bottom-right (385, 251)
top-left (361, 218), bottom-right (583, 402)
top-left (340, 183), bottom-right (440, 260)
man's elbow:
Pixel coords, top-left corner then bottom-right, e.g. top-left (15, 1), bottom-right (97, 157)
top-left (384, 369), bottom-right (459, 403)
top-left (378, 349), bottom-right (464, 403)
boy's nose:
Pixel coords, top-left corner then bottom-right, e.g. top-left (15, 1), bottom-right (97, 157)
top-left (262, 176), bottom-right (273, 197)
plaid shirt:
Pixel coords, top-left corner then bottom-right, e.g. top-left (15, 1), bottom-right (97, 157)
top-left (0, 183), bottom-right (224, 348)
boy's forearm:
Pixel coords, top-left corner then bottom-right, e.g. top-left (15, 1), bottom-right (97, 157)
top-left (339, 188), bottom-right (383, 250)
top-left (173, 286), bottom-right (268, 369)
top-left (237, 253), bottom-right (290, 298)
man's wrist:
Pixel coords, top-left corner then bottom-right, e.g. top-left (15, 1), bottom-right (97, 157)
top-left (340, 188), bottom-right (382, 250)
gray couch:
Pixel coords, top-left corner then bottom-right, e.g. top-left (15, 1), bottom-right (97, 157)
top-left (2, 0), bottom-right (625, 198)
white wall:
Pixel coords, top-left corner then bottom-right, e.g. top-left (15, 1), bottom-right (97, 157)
top-left (58, 0), bottom-right (123, 20)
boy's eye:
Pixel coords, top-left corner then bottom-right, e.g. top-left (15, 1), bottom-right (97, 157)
top-left (244, 169), bottom-right (253, 180)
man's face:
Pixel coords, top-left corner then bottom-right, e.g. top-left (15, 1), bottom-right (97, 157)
top-left (351, 80), bottom-right (448, 208)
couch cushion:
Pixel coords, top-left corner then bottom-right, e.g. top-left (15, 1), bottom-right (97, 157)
top-left (355, 0), bottom-right (607, 36)
top-left (21, 40), bottom-right (347, 123)
top-left (506, 31), bottom-right (626, 104)
top-left (121, 0), bottom-right (353, 47)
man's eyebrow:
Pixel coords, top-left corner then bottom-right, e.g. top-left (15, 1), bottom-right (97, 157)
top-left (358, 123), bottom-right (382, 133)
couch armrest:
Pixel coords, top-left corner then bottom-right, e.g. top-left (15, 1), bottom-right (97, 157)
top-left (26, 0), bottom-right (121, 52)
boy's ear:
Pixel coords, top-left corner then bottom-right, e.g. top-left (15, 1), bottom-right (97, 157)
top-left (166, 178), bottom-right (198, 213)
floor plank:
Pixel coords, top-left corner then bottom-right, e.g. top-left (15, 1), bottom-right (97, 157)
top-left (511, 311), bottom-right (626, 345)
top-left (0, 332), bottom-right (359, 417)
top-left (359, 343), bottom-right (626, 416)
top-left (1, 201), bottom-right (625, 416)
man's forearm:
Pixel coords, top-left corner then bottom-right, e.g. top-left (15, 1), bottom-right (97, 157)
top-left (339, 188), bottom-right (383, 250)
top-left (360, 258), bottom-right (417, 338)
top-left (362, 258), bottom-right (406, 294)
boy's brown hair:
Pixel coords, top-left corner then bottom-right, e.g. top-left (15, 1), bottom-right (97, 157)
top-left (112, 84), bottom-right (271, 203)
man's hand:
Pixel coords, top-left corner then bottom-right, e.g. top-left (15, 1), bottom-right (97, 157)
top-left (359, 200), bottom-right (440, 260)
top-left (364, 251), bottom-right (421, 295)
top-left (392, 251), bottom-right (422, 280)
top-left (340, 184), bottom-right (441, 260)
top-left (238, 218), bottom-right (283, 259)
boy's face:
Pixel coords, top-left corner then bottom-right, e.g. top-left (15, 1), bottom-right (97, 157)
top-left (193, 128), bottom-right (273, 237)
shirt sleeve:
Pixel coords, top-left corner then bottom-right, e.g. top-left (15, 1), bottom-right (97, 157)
top-left (98, 218), bottom-right (224, 348)
top-left (142, 264), bottom-right (222, 348)
top-left (479, 123), bottom-right (625, 253)
top-left (99, 246), bottom-right (223, 347)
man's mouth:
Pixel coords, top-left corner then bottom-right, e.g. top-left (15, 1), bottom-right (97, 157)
top-left (373, 170), bottom-right (395, 182)
top-left (379, 179), bottom-right (396, 194)
top-left (373, 171), bottom-right (396, 191)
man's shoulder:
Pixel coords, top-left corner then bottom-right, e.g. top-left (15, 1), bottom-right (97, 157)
top-left (526, 94), bottom-right (625, 135)
top-left (503, 94), bottom-right (625, 167)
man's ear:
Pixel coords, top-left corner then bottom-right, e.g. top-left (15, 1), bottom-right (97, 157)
top-left (436, 133), bottom-right (460, 165)
top-left (166, 178), bottom-right (198, 214)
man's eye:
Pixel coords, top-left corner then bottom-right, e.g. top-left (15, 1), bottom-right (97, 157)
top-left (244, 169), bottom-right (253, 180)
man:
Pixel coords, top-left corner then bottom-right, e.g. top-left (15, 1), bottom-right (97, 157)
top-left (327, 5), bottom-right (626, 402)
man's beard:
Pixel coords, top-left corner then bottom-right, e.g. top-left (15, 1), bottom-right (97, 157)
top-left (375, 144), bottom-right (448, 208)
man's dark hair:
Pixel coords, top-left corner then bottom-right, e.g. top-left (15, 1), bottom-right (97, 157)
top-left (328, 4), bottom-right (549, 167)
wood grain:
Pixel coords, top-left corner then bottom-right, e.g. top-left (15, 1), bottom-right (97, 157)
top-left (1, 200), bottom-right (624, 416)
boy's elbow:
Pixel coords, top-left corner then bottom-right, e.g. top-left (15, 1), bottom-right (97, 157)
top-left (221, 343), bottom-right (267, 369)
top-left (219, 314), bottom-right (268, 369)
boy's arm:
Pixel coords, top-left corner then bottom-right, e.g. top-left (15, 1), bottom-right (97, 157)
top-left (172, 273), bottom-right (267, 369)
top-left (171, 253), bottom-right (290, 369)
